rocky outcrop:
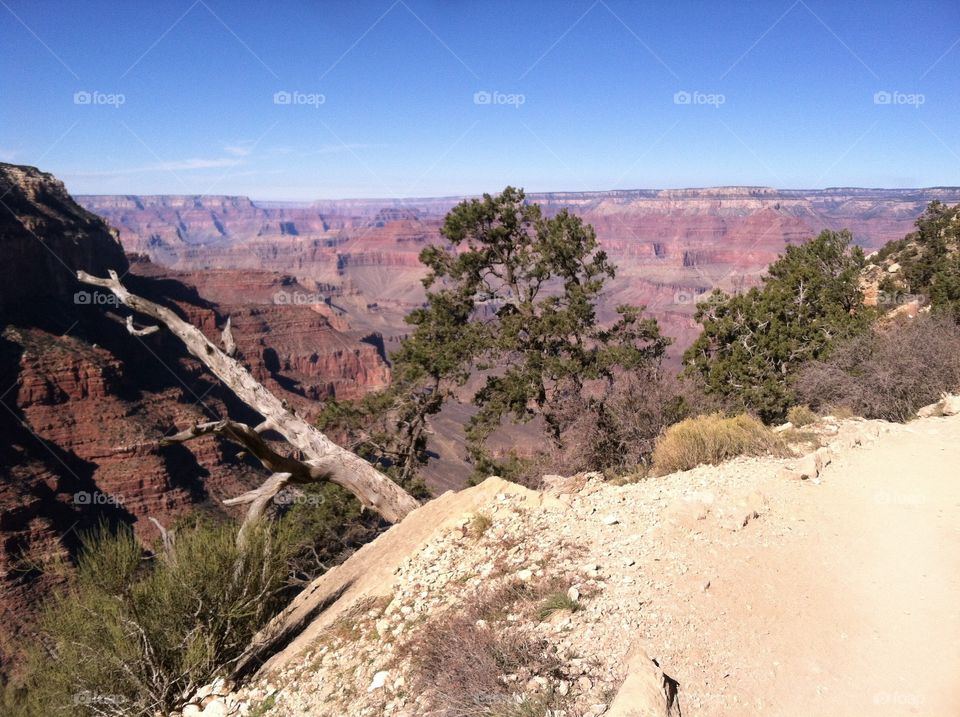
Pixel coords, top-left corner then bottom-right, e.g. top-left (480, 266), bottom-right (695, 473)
top-left (1, 163), bottom-right (128, 310)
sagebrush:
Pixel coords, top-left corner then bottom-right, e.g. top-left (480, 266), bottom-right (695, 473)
top-left (5, 520), bottom-right (297, 716)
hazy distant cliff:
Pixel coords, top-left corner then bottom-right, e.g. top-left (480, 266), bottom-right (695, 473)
top-left (78, 186), bottom-right (960, 358)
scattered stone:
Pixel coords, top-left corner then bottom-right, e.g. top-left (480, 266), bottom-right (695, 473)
top-left (517, 568), bottom-right (533, 581)
top-left (368, 670), bottom-right (389, 692)
top-left (603, 514), bottom-right (620, 525)
top-left (607, 646), bottom-right (682, 716)
top-left (941, 394), bottom-right (960, 417)
top-left (200, 699), bottom-right (227, 717)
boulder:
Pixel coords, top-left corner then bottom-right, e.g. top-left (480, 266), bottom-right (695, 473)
top-left (777, 452), bottom-right (821, 481)
top-left (607, 646), bottom-right (682, 716)
top-left (941, 394), bottom-right (960, 417)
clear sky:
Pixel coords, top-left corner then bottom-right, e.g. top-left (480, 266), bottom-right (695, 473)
top-left (1, 0), bottom-right (958, 199)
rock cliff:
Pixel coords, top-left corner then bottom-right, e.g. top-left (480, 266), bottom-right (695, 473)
top-left (78, 186), bottom-right (960, 359)
top-left (0, 165), bottom-right (391, 673)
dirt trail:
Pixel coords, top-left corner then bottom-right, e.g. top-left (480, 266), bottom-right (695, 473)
top-left (222, 415), bottom-right (960, 717)
top-left (664, 416), bottom-right (960, 716)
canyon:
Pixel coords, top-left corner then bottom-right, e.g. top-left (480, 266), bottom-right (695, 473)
top-left (79, 186), bottom-right (960, 356)
top-left (3, 165), bottom-right (959, 677)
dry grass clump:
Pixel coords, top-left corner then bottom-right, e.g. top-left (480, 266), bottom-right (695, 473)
top-left (786, 404), bottom-right (817, 427)
top-left (537, 591), bottom-right (580, 621)
top-left (466, 513), bottom-right (493, 539)
top-left (398, 579), bottom-right (567, 717)
top-left (651, 413), bottom-right (786, 476)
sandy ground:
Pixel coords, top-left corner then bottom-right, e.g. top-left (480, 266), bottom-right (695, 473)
top-left (645, 415), bottom-right (960, 716)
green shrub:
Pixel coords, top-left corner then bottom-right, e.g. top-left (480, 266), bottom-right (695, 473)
top-left (651, 413), bottom-right (786, 475)
top-left (537, 591), bottom-right (581, 621)
top-left (786, 405), bottom-right (817, 427)
top-left (8, 520), bottom-right (297, 716)
top-left (683, 230), bottom-right (871, 422)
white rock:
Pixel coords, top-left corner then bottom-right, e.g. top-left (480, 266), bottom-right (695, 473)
top-left (603, 515), bottom-right (620, 525)
top-left (517, 568), bottom-right (533, 581)
top-left (368, 670), bottom-right (390, 692)
top-left (942, 394), bottom-right (960, 416)
top-left (183, 706), bottom-right (202, 717)
top-left (200, 699), bottom-right (228, 717)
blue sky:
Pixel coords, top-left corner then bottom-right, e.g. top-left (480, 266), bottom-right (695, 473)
top-left (1, 0), bottom-right (958, 199)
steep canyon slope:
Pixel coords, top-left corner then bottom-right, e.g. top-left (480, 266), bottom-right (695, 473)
top-left (0, 164), bottom-right (390, 672)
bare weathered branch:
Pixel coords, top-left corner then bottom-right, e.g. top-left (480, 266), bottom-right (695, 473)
top-left (77, 269), bottom-right (418, 524)
top-left (125, 315), bottom-right (160, 336)
top-left (148, 517), bottom-right (175, 556)
top-left (231, 472), bottom-right (292, 548)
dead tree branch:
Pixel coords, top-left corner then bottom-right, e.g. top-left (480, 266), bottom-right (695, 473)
top-left (77, 269), bottom-right (418, 525)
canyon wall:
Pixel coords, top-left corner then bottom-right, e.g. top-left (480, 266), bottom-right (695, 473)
top-left (0, 165), bottom-right (391, 673)
top-left (79, 186), bottom-right (960, 356)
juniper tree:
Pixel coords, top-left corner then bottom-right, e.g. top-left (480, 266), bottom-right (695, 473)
top-left (322, 187), bottom-right (668, 479)
top-left (683, 229), bottom-right (870, 422)
top-left (417, 187), bottom-right (668, 473)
